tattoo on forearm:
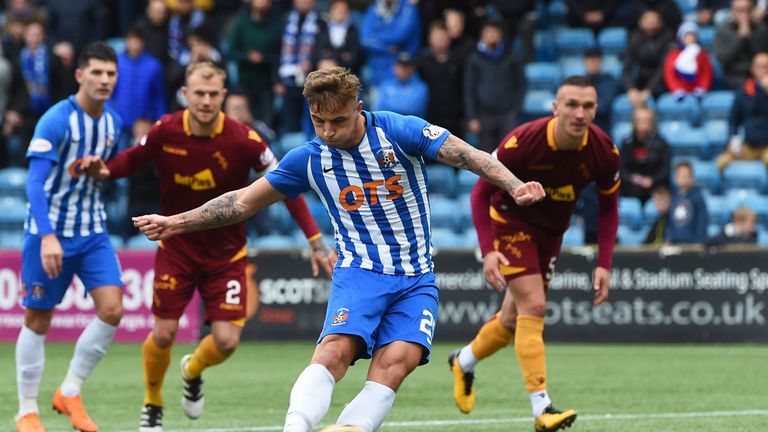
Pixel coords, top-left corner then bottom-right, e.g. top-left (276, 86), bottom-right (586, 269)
top-left (179, 191), bottom-right (243, 232)
top-left (438, 136), bottom-right (522, 191)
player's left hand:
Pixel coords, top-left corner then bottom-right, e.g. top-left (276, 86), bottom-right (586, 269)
top-left (592, 266), bottom-right (610, 305)
top-left (310, 241), bottom-right (337, 279)
top-left (511, 181), bottom-right (546, 206)
top-left (132, 214), bottom-right (176, 241)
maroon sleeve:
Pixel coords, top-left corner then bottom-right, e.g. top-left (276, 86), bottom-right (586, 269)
top-left (107, 126), bottom-right (158, 178)
top-left (283, 195), bottom-right (321, 241)
top-left (471, 177), bottom-right (502, 256)
top-left (596, 190), bottom-right (619, 269)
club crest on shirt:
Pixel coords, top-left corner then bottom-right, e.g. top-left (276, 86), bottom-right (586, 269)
top-left (422, 124), bottom-right (446, 140)
top-left (30, 283), bottom-right (45, 301)
top-left (376, 148), bottom-right (399, 169)
top-left (332, 307), bottom-right (349, 326)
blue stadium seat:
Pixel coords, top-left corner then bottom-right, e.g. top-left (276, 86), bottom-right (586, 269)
top-left (690, 159), bottom-right (721, 193)
top-left (562, 224), bottom-right (585, 247)
top-left (430, 196), bottom-right (461, 232)
top-left (675, 0), bottom-right (697, 14)
top-left (307, 198), bottom-right (334, 234)
top-left (661, 124), bottom-right (709, 158)
top-left (455, 192), bottom-right (472, 228)
top-left (707, 223), bottom-right (722, 238)
top-left (280, 132), bottom-right (308, 153)
top-left (617, 224), bottom-right (649, 246)
top-left (701, 91), bottom-right (735, 121)
top-left (656, 93), bottom-right (700, 123)
top-left (758, 228), bottom-right (768, 246)
top-left (425, 165), bottom-right (457, 198)
top-left (109, 235), bottom-right (123, 249)
top-left (643, 199), bottom-right (659, 223)
top-left (619, 197), bottom-right (644, 229)
top-left (533, 30), bottom-right (556, 62)
top-left (554, 28), bottom-right (596, 57)
top-left (611, 93), bottom-right (656, 123)
top-left (597, 27), bottom-right (628, 56)
top-left (524, 62), bottom-right (562, 92)
top-left (722, 161), bottom-right (768, 192)
top-left (0, 167), bottom-right (28, 200)
top-left (253, 234), bottom-right (297, 250)
top-left (611, 121), bottom-right (633, 146)
top-left (0, 230), bottom-right (24, 249)
top-left (704, 119), bottom-right (730, 156)
top-left (0, 196), bottom-right (26, 232)
top-left (523, 90), bottom-right (555, 120)
top-left (105, 37), bottom-right (126, 54)
top-left (462, 228), bottom-right (479, 248)
top-left (725, 189), bottom-right (768, 223)
top-left (456, 170), bottom-right (479, 195)
top-left (558, 56), bottom-right (586, 77)
top-left (431, 227), bottom-right (465, 248)
top-left (601, 55), bottom-right (622, 80)
top-left (547, 0), bottom-right (569, 27)
top-left (698, 26), bottom-right (716, 51)
top-left (705, 195), bottom-right (729, 227)
top-left (125, 234), bottom-right (157, 250)
top-left (268, 203), bottom-right (296, 235)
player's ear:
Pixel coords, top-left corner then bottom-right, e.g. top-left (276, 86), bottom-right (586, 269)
top-left (75, 68), bottom-right (83, 85)
top-left (221, 87), bottom-right (228, 100)
top-left (356, 100), bottom-right (363, 112)
top-left (551, 100), bottom-right (558, 116)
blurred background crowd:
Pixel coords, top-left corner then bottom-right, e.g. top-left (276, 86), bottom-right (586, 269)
top-left (0, 0), bottom-right (767, 250)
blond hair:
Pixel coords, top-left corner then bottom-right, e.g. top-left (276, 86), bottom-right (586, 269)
top-left (185, 61), bottom-right (227, 86)
top-left (303, 67), bottom-right (361, 114)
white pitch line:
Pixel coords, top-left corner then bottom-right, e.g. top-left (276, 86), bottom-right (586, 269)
top-left (103, 409), bottom-right (768, 432)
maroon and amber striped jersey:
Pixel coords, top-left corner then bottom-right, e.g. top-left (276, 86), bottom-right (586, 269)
top-left (109, 110), bottom-right (276, 262)
top-left (490, 116), bottom-right (621, 235)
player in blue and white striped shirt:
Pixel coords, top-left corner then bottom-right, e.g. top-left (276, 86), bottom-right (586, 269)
top-left (132, 67), bottom-right (545, 431)
top-left (16, 42), bottom-right (124, 432)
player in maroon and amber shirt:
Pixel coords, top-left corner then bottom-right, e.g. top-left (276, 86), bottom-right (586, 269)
top-left (83, 62), bottom-right (335, 431)
top-left (449, 76), bottom-right (620, 432)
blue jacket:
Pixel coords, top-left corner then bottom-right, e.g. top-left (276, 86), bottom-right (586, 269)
top-left (730, 78), bottom-right (768, 147)
top-left (666, 186), bottom-right (709, 244)
top-left (360, 0), bottom-right (421, 86)
top-left (374, 75), bottom-right (428, 118)
top-left (109, 52), bottom-right (166, 128)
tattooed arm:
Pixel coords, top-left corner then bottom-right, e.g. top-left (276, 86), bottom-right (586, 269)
top-left (132, 177), bottom-right (285, 240)
top-left (436, 135), bottom-right (545, 205)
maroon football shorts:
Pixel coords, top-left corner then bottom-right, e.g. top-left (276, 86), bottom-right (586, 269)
top-left (492, 221), bottom-right (563, 287)
top-left (152, 244), bottom-right (247, 323)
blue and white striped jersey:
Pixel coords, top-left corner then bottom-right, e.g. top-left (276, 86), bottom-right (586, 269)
top-left (25, 96), bottom-right (123, 237)
top-left (267, 111), bottom-right (450, 275)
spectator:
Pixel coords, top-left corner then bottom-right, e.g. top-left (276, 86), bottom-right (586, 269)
top-left (663, 22), bottom-right (714, 100)
top-left (52, 41), bottom-right (78, 96)
top-left (583, 47), bottom-right (621, 130)
top-left (714, 0), bottom-right (768, 90)
top-left (698, 0), bottom-right (731, 26)
top-left (315, 0), bottom-right (362, 75)
top-left (667, 160), bottom-right (709, 244)
top-left (565, 0), bottom-right (615, 34)
top-left (45, 0), bottom-right (107, 52)
top-left (109, 27), bottom-right (166, 136)
top-left (444, 7), bottom-right (475, 65)
top-left (623, 9), bottom-right (675, 109)
top-left (574, 183), bottom-right (599, 244)
top-left (464, 19), bottom-right (524, 153)
top-left (167, 0), bottom-right (211, 65)
top-left (5, 0), bottom-right (46, 24)
top-left (135, 0), bottom-right (170, 65)
top-left (486, 0), bottom-right (537, 63)
top-left (20, 20), bottom-right (65, 118)
top-left (3, 17), bottom-right (26, 61)
top-left (276, 0), bottom-right (325, 132)
top-left (708, 206), bottom-right (758, 245)
top-left (360, 0), bottom-right (421, 86)
top-left (644, 185), bottom-right (673, 245)
top-left (638, 0), bottom-right (683, 32)
top-left (0, 46), bottom-right (29, 168)
top-left (168, 28), bottom-right (224, 111)
top-left (374, 52), bottom-right (428, 117)
top-left (225, 0), bottom-right (280, 126)
top-left (715, 52), bottom-right (768, 171)
top-left (417, 20), bottom-right (464, 137)
top-left (620, 107), bottom-right (671, 204)
top-left (123, 118), bottom-right (161, 240)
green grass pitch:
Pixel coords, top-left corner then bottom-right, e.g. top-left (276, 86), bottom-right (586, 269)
top-left (1, 342), bottom-right (766, 431)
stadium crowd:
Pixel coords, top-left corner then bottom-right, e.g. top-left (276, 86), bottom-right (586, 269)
top-left (0, 0), bottom-right (767, 249)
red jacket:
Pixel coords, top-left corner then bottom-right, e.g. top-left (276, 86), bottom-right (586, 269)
top-left (663, 47), bottom-right (714, 92)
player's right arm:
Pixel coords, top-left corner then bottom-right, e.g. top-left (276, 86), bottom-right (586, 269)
top-left (82, 120), bottom-right (161, 179)
top-left (133, 176), bottom-right (285, 240)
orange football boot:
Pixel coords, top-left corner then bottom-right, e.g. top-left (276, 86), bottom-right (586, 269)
top-left (15, 412), bottom-right (46, 432)
top-left (51, 388), bottom-right (98, 432)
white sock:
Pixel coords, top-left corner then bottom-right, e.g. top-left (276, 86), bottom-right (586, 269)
top-left (16, 326), bottom-right (46, 416)
top-left (530, 390), bottom-right (552, 417)
top-left (61, 317), bottom-right (117, 396)
top-left (283, 364), bottom-right (336, 432)
top-left (457, 345), bottom-right (477, 372)
top-left (336, 381), bottom-right (396, 432)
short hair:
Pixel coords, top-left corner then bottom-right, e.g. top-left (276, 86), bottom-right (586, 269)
top-left (303, 67), bottom-right (361, 114)
top-left (481, 18), bottom-right (505, 33)
top-left (733, 206), bottom-right (756, 223)
top-left (78, 42), bottom-right (117, 69)
top-left (429, 19), bottom-right (447, 33)
top-left (675, 160), bottom-right (693, 173)
top-left (652, 184), bottom-right (671, 195)
top-left (125, 26), bottom-right (146, 41)
top-left (558, 75), bottom-right (595, 91)
top-left (185, 61), bottom-right (227, 85)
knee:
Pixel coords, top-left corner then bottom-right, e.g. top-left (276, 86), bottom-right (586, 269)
top-left (521, 301), bottom-right (547, 318)
top-left (153, 326), bottom-right (177, 348)
top-left (213, 333), bottom-right (240, 355)
top-left (498, 312), bottom-right (518, 332)
top-left (312, 339), bottom-right (357, 379)
top-left (24, 311), bottom-right (53, 334)
top-left (97, 302), bottom-right (123, 326)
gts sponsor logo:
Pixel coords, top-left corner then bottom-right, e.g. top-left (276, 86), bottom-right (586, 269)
top-left (545, 184), bottom-right (575, 202)
top-left (174, 168), bottom-right (216, 190)
top-left (339, 174), bottom-right (403, 211)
